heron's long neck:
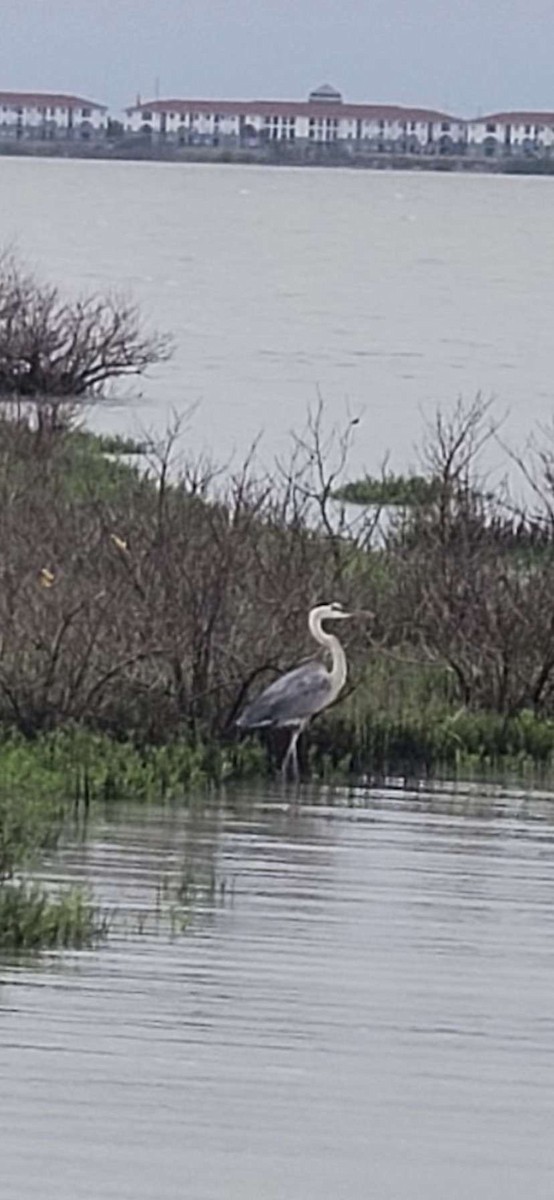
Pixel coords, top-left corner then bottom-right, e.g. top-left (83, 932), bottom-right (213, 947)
top-left (309, 613), bottom-right (347, 699)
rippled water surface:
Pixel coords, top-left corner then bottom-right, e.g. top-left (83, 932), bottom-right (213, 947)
top-left (1, 159), bottom-right (554, 472)
top-left (2, 782), bottom-right (554, 1199)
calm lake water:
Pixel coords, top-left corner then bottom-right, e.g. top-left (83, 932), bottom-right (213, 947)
top-left (2, 782), bottom-right (554, 1199)
top-left (1, 158), bottom-right (554, 473)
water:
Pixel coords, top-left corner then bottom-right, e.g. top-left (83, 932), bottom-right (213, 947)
top-left (2, 782), bottom-right (554, 1199)
top-left (1, 158), bottom-right (553, 474)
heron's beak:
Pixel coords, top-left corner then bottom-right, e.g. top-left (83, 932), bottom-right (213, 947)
top-left (336, 609), bottom-right (374, 621)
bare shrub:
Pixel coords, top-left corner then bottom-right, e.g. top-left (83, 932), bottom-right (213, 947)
top-left (0, 254), bottom-right (171, 432)
top-left (387, 397), bottom-right (554, 715)
top-left (0, 403), bottom-right (379, 740)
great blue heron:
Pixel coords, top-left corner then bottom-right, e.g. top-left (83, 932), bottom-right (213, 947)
top-left (236, 601), bottom-right (368, 781)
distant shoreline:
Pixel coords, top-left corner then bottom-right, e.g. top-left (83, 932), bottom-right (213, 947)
top-left (1, 138), bottom-right (554, 176)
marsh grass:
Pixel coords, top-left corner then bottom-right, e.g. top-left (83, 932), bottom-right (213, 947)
top-left (0, 739), bottom-right (108, 952)
top-left (0, 881), bottom-right (108, 951)
top-left (0, 727), bottom-right (266, 810)
top-left (22, 727), bottom-right (268, 802)
top-left (311, 661), bottom-right (554, 781)
top-left (3, 672), bottom-right (554, 810)
top-left (334, 473), bottom-right (442, 507)
top-left (0, 725), bottom-right (267, 953)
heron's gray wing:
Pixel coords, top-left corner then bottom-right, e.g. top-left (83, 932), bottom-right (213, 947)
top-left (237, 660), bottom-right (332, 729)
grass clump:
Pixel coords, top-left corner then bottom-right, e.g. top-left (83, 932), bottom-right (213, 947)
top-left (16, 727), bottom-right (268, 802)
top-left (315, 708), bottom-right (554, 780)
top-left (0, 743), bottom-right (107, 953)
top-left (334, 472), bottom-right (442, 507)
top-left (0, 882), bottom-right (107, 951)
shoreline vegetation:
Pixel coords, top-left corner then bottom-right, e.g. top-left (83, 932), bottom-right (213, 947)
top-left (7, 406), bottom-right (554, 779)
top-left (3, 138), bottom-right (554, 177)
top-left (3, 254), bottom-right (554, 945)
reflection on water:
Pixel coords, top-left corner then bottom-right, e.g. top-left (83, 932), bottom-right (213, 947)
top-left (2, 781), bottom-right (554, 1199)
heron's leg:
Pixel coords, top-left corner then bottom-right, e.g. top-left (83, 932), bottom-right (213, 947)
top-left (281, 724), bottom-right (304, 783)
top-left (281, 729), bottom-right (296, 781)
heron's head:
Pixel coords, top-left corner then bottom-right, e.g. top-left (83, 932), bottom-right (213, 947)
top-left (310, 601), bottom-right (373, 624)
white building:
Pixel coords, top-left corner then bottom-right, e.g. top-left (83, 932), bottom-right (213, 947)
top-left (0, 92), bottom-right (107, 140)
top-left (124, 85), bottom-right (466, 155)
top-left (467, 112), bottom-right (554, 157)
top-left (4, 86), bottom-right (551, 161)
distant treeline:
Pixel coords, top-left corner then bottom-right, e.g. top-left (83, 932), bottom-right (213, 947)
top-left (2, 137), bottom-right (554, 176)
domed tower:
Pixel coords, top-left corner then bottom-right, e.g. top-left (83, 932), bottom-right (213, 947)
top-left (308, 83), bottom-right (343, 104)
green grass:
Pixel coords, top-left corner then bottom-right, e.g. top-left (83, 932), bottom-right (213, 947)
top-left (306, 651), bottom-right (554, 781)
top-left (93, 432), bottom-right (152, 456)
top-left (2, 654), bottom-right (554, 795)
top-left (334, 473), bottom-right (442, 507)
top-left (311, 707), bottom-right (554, 780)
top-left (0, 727), bottom-right (268, 803)
top-left (0, 739), bottom-right (108, 953)
top-left (0, 789), bottom-right (64, 880)
top-left (2, 684), bottom-right (554, 798)
top-left (55, 428), bottom-right (147, 502)
top-left (0, 882), bottom-right (107, 951)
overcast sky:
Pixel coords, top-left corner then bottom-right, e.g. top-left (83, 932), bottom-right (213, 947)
top-left (0, 0), bottom-right (552, 116)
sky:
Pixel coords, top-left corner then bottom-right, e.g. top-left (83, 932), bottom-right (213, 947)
top-left (0, 0), bottom-right (553, 116)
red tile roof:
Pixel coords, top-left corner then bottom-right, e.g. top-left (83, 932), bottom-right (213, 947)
top-left (126, 97), bottom-right (459, 123)
top-left (477, 111), bottom-right (554, 124)
top-left (0, 92), bottom-right (106, 111)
